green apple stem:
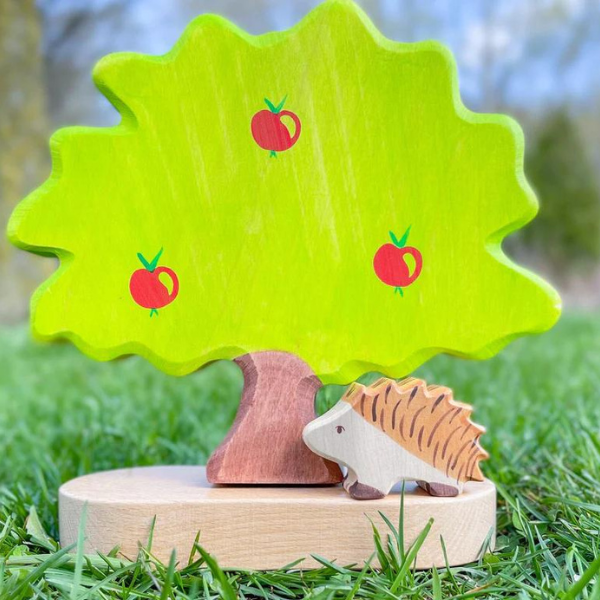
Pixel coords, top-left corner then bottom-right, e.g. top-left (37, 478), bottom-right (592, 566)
top-left (137, 253), bottom-right (151, 270)
top-left (137, 248), bottom-right (163, 272)
top-left (264, 95), bottom-right (287, 114)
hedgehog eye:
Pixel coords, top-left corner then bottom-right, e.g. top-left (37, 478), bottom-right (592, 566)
top-left (336, 425), bottom-right (345, 434)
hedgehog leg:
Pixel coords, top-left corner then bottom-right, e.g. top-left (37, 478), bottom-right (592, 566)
top-left (343, 468), bottom-right (358, 493)
top-left (417, 480), bottom-right (459, 497)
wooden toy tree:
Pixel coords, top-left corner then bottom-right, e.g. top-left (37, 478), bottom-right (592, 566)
top-left (8, 0), bottom-right (560, 489)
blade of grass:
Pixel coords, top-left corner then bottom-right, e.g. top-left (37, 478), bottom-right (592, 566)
top-left (195, 545), bottom-right (237, 600)
top-left (389, 518), bottom-right (433, 594)
top-left (70, 502), bottom-right (87, 600)
top-left (562, 553), bottom-right (600, 599)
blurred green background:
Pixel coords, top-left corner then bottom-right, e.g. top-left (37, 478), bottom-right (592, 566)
top-left (2, 0), bottom-right (600, 322)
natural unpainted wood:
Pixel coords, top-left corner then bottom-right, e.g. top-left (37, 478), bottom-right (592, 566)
top-left (303, 378), bottom-right (488, 499)
top-left (59, 466), bottom-right (496, 569)
top-left (207, 351), bottom-right (342, 484)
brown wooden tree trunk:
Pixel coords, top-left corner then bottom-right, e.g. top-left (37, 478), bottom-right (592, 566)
top-left (207, 351), bottom-right (343, 484)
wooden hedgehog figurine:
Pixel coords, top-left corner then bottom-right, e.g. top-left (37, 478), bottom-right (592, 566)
top-left (303, 378), bottom-right (488, 500)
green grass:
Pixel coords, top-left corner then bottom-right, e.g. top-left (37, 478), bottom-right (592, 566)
top-left (2, 312), bottom-right (600, 598)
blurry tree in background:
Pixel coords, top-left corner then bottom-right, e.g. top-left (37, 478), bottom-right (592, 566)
top-left (1, 0), bottom-right (599, 321)
top-left (524, 109), bottom-right (600, 267)
top-left (0, 0), bottom-right (51, 322)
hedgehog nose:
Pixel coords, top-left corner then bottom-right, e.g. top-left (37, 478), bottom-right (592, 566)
top-left (302, 418), bottom-right (322, 451)
top-left (302, 421), bottom-right (316, 445)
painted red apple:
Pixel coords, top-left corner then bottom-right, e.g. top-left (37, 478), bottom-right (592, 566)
top-left (251, 96), bottom-right (301, 157)
top-left (129, 248), bottom-right (179, 317)
top-left (373, 227), bottom-right (423, 296)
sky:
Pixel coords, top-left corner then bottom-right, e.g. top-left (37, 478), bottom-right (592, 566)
top-left (38, 0), bottom-right (599, 112)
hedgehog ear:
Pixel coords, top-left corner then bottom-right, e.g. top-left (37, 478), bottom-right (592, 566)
top-left (341, 382), bottom-right (366, 405)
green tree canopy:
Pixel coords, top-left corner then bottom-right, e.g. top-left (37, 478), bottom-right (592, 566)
top-left (8, 0), bottom-right (560, 384)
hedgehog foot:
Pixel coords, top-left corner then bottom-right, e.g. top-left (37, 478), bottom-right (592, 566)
top-left (344, 469), bottom-right (386, 500)
top-left (347, 480), bottom-right (385, 500)
top-left (417, 480), bottom-right (459, 497)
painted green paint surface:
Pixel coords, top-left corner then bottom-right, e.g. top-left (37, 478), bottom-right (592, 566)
top-left (8, 0), bottom-right (560, 383)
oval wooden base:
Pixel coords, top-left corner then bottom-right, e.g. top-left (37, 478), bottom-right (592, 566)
top-left (59, 466), bottom-right (496, 570)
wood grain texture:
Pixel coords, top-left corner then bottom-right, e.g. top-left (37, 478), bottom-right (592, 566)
top-left (303, 378), bottom-right (488, 499)
top-left (8, 0), bottom-right (560, 384)
top-left (59, 466), bottom-right (496, 569)
top-left (207, 351), bottom-right (342, 484)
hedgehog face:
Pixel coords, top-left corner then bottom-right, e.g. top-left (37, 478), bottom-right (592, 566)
top-left (303, 400), bottom-right (356, 464)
